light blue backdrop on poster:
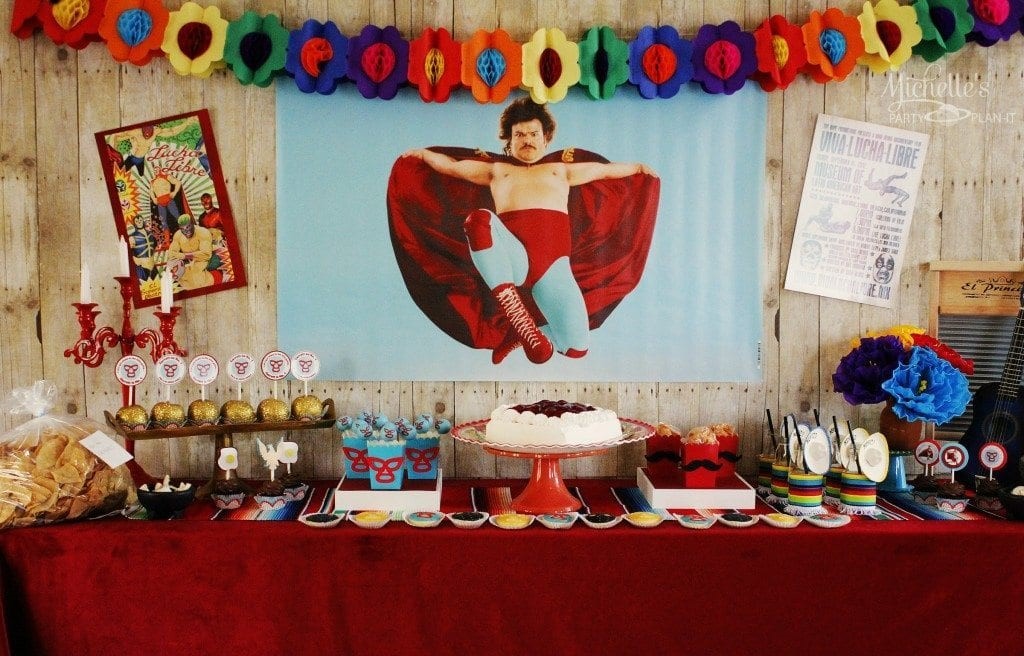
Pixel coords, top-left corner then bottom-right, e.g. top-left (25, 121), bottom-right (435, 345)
top-left (277, 81), bottom-right (765, 381)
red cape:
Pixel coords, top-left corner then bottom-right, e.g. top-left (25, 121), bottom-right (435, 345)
top-left (387, 147), bottom-right (660, 350)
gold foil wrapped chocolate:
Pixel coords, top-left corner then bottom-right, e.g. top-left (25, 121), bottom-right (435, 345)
top-left (291, 395), bottom-right (323, 421)
top-left (257, 398), bottom-right (290, 422)
top-left (187, 399), bottom-right (219, 426)
top-left (220, 399), bottom-right (256, 424)
top-left (115, 404), bottom-right (149, 431)
top-left (151, 401), bottom-right (186, 429)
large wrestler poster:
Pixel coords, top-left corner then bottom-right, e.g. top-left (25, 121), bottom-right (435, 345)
top-left (95, 110), bottom-right (247, 307)
top-left (277, 85), bottom-right (766, 382)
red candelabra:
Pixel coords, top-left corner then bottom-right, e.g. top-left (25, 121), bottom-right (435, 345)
top-left (64, 275), bottom-right (186, 482)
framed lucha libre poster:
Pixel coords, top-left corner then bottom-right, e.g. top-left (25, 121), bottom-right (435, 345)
top-left (95, 109), bottom-right (247, 307)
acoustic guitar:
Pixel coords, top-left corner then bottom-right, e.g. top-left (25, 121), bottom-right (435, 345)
top-left (959, 284), bottom-right (1024, 488)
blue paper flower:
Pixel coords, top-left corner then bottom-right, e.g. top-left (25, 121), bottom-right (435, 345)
top-left (881, 346), bottom-right (971, 425)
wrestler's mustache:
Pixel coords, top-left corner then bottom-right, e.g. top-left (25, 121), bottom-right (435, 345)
top-left (718, 451), bottom-right (741, 463)
top-left (681, 459), bottom-right (723, 472)
top-left (645, 451), bottom-right (681, 464)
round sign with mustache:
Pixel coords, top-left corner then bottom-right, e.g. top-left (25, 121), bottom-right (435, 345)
top-left (188, 354), bottom-right (219, 386)
top-left (115, 355), bottom-right (147, 387)
top-left (261, 350), bottom-right (291, 381)
top-left (227, 353), bottom-right (256, 383)
top-left (155, 354), bottom-right (186, 385)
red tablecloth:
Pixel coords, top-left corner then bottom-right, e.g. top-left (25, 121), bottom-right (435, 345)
top-left (2, 478), bottom-right (1023, 655)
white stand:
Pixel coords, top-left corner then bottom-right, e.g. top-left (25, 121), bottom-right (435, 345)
top-left (334, 470), bottom-right (443, 512)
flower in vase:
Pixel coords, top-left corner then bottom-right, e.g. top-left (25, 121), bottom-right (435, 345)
top-left (881, 346), bottom-right (971, 425)
top-left (911, 333), bottom-right (975, 375)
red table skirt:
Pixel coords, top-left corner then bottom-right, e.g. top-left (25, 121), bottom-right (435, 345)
top-left (2, 478), bottom-right (1023, 655)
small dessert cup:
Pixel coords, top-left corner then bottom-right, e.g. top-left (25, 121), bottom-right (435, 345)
top-left (341, 436), bottom-right (372, 480)
top-left (447, 511), bottom-right (489, 529)
top-left (404, 436), bottom-right (441, 480)
top-left (366, 439), bottom-right (407, 490)
top-left (681, 442), bottom-right (719, 488)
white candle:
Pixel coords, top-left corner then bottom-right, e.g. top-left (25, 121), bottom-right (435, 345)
top-left (160, 269), bottom-right (173, 313)
top-left (118, 236), bottom-right (129, 277)
top-left (80, 263), bottom-right (91, 304)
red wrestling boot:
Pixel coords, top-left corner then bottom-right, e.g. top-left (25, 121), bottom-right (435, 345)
top-left (492, 283), bottom-right (553, 364)
top-left (491, 330), bottom-right (522, 364)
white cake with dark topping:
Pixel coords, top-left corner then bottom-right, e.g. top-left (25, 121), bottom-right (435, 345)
top-left (486, 400), bottom-right (622, 446)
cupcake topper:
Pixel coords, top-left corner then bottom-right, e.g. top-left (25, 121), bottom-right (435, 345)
top-left (939, 442), bottom-right (969, 484)
top-left (115, 355), bottom-right (147, 406)
top-left (227, 353), bottom-right (256, 400)
top-left (979, 442), bottom-right (1008, 480)
top-left (260, 350), bottom-right (291, 400)
top-left (188, 354), bottom-right (219, 401)
top-left (914, 439), bottom-right (941, 477)
top-left (155, 354), bottom-right (186, 403)
top-left (290, 350), bottom-right (320, 397)
top-left (257, 437), bottom-right (282, 482)
top-left (217, 447), bottom-right (239, 480)
top-left (279, 441), bottom-right (299, 475)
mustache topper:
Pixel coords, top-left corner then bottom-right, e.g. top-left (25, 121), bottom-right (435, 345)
top-left (681, 459), bottom-right (723, 472)
top-left (645, 451), bottom-right (682, 464)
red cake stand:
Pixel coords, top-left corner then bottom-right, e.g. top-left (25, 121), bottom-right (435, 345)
top-left (451, 418), bottom-right (654, 514)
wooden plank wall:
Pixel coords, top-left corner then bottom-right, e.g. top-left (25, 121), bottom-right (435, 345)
top-left (1, 1), bottom-right (1021, 481)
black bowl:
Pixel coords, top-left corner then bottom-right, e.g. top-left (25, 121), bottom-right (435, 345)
top-left (137, 485), bottom-right (196, 519)
top-left (997, 488), bottom-right (1024, 520)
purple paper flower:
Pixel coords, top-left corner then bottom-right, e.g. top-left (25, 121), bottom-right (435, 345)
top-left (347, 25), bottom-right (409, 100)
top-left (881, 346), bottom-right (971, 425)
top-left (966, 0), bottom-right (1024, 46)
top-left (690, 21), bottom-right (758, 95)
top-left (285, 19), bottom-right (348, 94)
top-left (627, 25), bottom-right (693, 99)
top-left (832, 335), bottom-right (906, 405)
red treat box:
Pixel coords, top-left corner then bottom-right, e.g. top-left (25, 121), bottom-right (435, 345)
top-left (645, 428), bottom-right (682, 477)
top-left (682, 442), bottom-right (720, 488)
top-left (716, 433), bottom-right (740, 481)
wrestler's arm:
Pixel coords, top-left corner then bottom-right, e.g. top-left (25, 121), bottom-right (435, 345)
top-left (401, 148), bottom-right (493, 185)
top-left (566, 161), bottom-right (657, 186)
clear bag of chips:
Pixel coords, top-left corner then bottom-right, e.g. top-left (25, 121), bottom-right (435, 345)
top-left (0, 381), bottom-right (135, 528)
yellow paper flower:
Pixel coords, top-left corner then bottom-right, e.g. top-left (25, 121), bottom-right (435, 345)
top-left (520, 28), bottom-right (580, 104)
top-left (855, 324), bottom-right (926, 349)
top-left (857, 0), bottom-right (923, 73)
top-left (161, 1), bottom-right (228, 78)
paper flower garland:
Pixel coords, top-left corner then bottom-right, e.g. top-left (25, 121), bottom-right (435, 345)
top-left (752, 15), bottom-right (807, 92)
top-left (690, 21), bottom-right (757, 95)
top-left (802, 7), bottom-right (867, 83)
top-left (13, 0), bottom-right (107, 49)
top-left (223, 11), bottom-right (288, 87)
top-left (858, 0), bottom-right (924, 72)
top-left (285, 19), bottom-right (348, 95)
top-left (461, 29), bottom-right (522, 104)
top-left (161, 2), bottom-right (227, 78)
top-left (578, 25), bottom-right (630, 100)
top-left (966, 0), bottom-right (1024, 45)
top-left (347, 24), bottom-right (409, 100)
top-left (912, 0), bottom-right (975, 61)
top-left (98, 0), bottom-right (168, 66)
top-left (628, 26), bottom-right (693, 100)
top-left (408, 27), bottom-right (461, 102)
top-left (521, 28), bottom-right (581, 104)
